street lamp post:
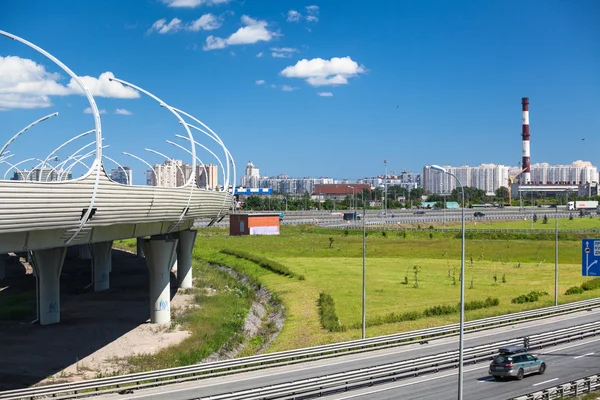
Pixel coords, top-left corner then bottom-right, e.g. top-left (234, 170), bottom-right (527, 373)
top-left (431, 165), bottom-right (465, 400)
top-left (362, 202), bottom-right (366, 339)
top-left (555, 195), bottom-right (559, 306)
top-left (383, 160), bottom-right (388, 216)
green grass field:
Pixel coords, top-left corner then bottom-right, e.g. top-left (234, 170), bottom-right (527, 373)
top-left (194, 223), bottom-right (599, 352)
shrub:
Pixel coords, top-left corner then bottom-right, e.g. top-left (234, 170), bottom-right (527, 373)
top-left (344, 229), bottom-right (349, 236)
top-left (581, 278), bottom-right (600, 291)
top-left (220, 249), bottom-right (304, 280)
top-left (423, 304), bottom-right (457, 317)
top-left (565, 286), bottom-right (585, 295)
top-left (463, 297), bottom-right (499, 311)
top-left (381, 231), bottom-right (387, 238)
top-left (317, 292), bottom-right (346, 332)
top-left (511, 291), bottom-right (548, 304)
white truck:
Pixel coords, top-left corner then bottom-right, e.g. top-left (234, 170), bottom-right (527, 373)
top-left (567, 200), bottom-right (598, 211)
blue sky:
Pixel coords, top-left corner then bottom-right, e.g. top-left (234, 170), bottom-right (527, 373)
top-left (0, 0), bottom-right (598, 185)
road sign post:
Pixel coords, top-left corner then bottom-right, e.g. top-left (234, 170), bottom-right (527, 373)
top-left (582, 239), bottom-right (600, 276)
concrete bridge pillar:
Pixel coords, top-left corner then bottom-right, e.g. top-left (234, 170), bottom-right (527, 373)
top-left (31, 247), bottom-right (67, 325)
top-left (91, 241), bottom-right (112, 292)
top-left (0, 255), bottom-right (5, 280)
top-left (136, 237), bottom-right (145, 258)
top-left (142, 236), bottom-right (178, 324)
top-left (79, 244), bottom-right (92, 260)
top-left (176, 230), bottom-right (197, 289)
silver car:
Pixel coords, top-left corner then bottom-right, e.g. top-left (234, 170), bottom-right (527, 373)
top-left (489, 346), bottom-right (546, 380)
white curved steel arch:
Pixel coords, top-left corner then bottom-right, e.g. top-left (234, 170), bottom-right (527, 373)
top-left (172, 107), bottom-right (236, 194)
top-left (109, 77), bottom-right (197, 233)
top-left (37, 129), bottom-right (94, 181)
top-left (59, 146), bottom-right (110, 182)
top-left (1, 158), bottom-right (26, 180)
top-left (53, 140), bottom-right (100, 176)
top-left (103, 155), bottom-right (130, 185)
top-left (145, 148), bottom-right (185, 187)
top-left (0, 30), bottom-right (104, 245)
top-left (171, 136), bottom-right (224, 190)
top-left (0, 112), bottom-right (58, 157)
top-left (3, 157), bottom-right (59, 181)
top-left (166, 140), bottom-right (210, 189)
top-left (0, 153), bottom-right (14, 164)
top-left (123, 152), bottom-right (158, 184)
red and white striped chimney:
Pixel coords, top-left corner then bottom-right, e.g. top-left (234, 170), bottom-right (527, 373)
top-left (521, 97), bottom-right (530, 184)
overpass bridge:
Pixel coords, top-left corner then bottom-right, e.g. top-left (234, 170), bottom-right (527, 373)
top-left (0, 30), bottom-right (234, 325)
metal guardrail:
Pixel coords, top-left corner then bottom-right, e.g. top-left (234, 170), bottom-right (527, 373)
top-left (511, 374), bottom-right (600, 400)
top-left (189, 321), bottom-right (600, 400)
top-left (2, 299), bottom-right (599, 400)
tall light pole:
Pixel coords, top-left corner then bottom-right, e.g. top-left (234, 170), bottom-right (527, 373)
top-left (383, 160), bottom-right (388, 216)
top-left (362, 200), bottom-right (366, 339)
top-left (431, 164), bottom-right (465, 400)
top-left (555, 194), bottom-right (559, 306)
top-left (348, 185), bottom-right (356, 212)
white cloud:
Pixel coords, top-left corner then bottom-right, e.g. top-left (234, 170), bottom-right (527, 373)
top-left (187, 14), bottom-right (222, 31)
top-left (256, 52), bottom-right (264, 57)
top-left (286, 6), bottom-right (319, 23)
top-left (0, 56), bottom-right (139, 109)
top-left (281, 85), bottom-right (297, 92)
top-left (69, 72), bottom-right (140, 98)
top-left (204, 15), bottom-right (277, 50)
top-left (305, 5), bottom-right (320, 22)
top-left (147, 18), bottom-right (183, 34)
top-left (115, 108), bottom-right (133, 115)
top-left (255, 79), bottom-right (265, 85)
top-left (280, 56), bottom-right (365, 86)
top-left (271, 47), bottom-right (298, 53)
top-left (270, 47), bottom-right (297, 58)
top-left (161, 0), bottom-right (229, 7)
top-left (84, 107), bottom-right (107, 114)
top-left (286, 10), bottom-right (302, 22)
top-left (317, 92), bottom-right (333, 97)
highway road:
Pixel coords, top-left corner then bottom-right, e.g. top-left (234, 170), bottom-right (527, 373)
top-left (323, 338), bottom-right (600, 400)
top-left (97, 309), bottom-right (600, 400)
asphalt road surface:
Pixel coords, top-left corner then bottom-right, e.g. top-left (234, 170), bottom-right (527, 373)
top-left (324, 338), bottom-right (600, 400)
top-left (97, 309), bottom-right (600, 400)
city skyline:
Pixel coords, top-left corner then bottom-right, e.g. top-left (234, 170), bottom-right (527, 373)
top-left (0, 1), bottom-right (598, 184)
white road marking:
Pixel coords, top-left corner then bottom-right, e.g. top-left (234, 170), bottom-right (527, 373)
top-left (533, 378), bottom-right (558, 386)
top-left (574, 352), bottom-right (594, 359)
top-left (118, 336), bottom-right (600, 400)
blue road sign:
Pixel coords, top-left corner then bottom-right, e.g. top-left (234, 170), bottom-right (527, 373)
top-left (582, 239), bottom-right (600, 276)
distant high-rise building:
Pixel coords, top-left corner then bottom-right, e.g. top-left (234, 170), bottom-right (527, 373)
top-left (197, 163), bottom-right (219, 189)
top-left (110, 166), bottom-right (133, 185)
top-left (148, 159), bottom-right (184, 187)
top-left (530, 161), bottom-right (598, 184)
top-left (241, 160), bottom-right (261, 188)
top-left (423, 164), bottom-right (510, 195)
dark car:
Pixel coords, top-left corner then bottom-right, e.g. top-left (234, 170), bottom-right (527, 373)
top-left (489, 346), bottom-right (546, 380)
top-left (474, 211), bottom-right (485, 217)
top-left (413, 210), bottom-right (425, 215)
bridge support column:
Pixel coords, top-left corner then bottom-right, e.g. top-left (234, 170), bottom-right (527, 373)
top-left (136, 238), bottom-right (145, 258)
top-left (91, 241), bottom-right (112, 292)
top-left (0, 255), bottom-right (5, 280)
top-left (79, 244), bottom-right (92, 260)
top-left (176, 230), bottom-right (197, 289)
top-left (142, 236), bottom-right (178, 324)
top-left (31, 247), bottom-right (67, 325)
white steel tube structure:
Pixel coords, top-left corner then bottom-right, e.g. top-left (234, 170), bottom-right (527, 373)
top-left (171, 107), bottom-right (235, 193)
top-left (173, 135), bottom-right (226, 188)
top-left (0, 30), bottom-right (104, 245)
top-left (145, 148), bottom-right (185, 187)
top-left (166, 140), bottom-right (210, 189)
top-left (0, 112), bottom-right (58, 157)
top-left (109, 77), bottom-right (197, 232)
top-left (103, 155), bottom-right (130, 185)
top-left (123, 152), bottom-right (158, 184)
top-left (3, 157), bottom-right (59, 181)
top-left (431, 164), bottom-right (465, 400)
top-left (58, 146), bottom-right (110, 182)
top-left (0, 153), bottom-right (14, 163)
top-left (37, 129), bottom-right (94, 180)
top-left (53, 140), bottom-right (99, 175)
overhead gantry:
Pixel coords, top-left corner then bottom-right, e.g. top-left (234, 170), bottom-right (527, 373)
top-left (0, 30), bottom-right (235, 325)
